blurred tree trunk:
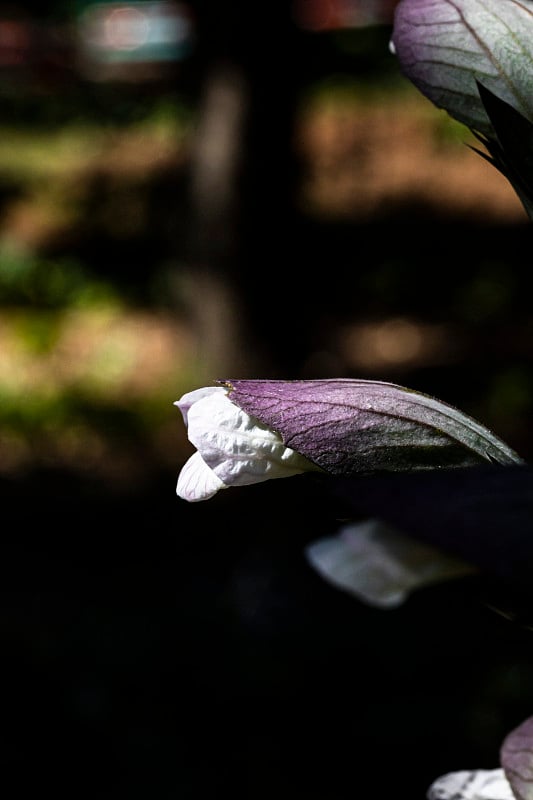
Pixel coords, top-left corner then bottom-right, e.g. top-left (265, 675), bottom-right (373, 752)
top-left (184, 59), bottom-right (251, 379)
top-left (181, 0), bottom-right (311, 379)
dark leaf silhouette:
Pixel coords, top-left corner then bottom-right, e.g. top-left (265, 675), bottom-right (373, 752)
top-left (472, 81), bottom-right (533, 220)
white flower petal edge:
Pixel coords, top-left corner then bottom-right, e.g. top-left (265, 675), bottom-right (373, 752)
top-left (427, 768), bottom-right (514, 800)
top-left (305, 519), bottom-right (475, 609)
top-left (176, 451), bottom-right (226, 502)
top-left (175, 386), bottom-right (319, 501)
top-left (176, 386), bottom-right (227, 426)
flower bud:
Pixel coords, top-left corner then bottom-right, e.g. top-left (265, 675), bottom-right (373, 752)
top-left (175, 379), bottom-right (522, 503)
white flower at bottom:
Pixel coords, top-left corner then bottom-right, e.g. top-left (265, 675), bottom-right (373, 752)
top-left (175, 386), bottom-right (319, 502)
top-left (427, 769), bottom-right (514, 800)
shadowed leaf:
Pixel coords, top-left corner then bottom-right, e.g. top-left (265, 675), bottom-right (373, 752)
top-left (325, 465), bottom-right (533, 600)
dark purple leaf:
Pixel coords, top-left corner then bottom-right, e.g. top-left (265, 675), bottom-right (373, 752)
top-left (221, 379), bottom-right (521, 476)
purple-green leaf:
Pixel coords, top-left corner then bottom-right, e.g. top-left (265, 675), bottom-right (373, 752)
top-left (221, 379), bottom-right (522, 476)
top-left (501, 715), bottom-right (533, 800)
top-left (390, 0), bottom-right (533, 137)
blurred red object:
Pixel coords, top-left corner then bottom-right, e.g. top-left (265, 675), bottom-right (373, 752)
top-left (293, 0), bottom-right (398, 31)
top-left (0, 17), bottom-right (32, 66)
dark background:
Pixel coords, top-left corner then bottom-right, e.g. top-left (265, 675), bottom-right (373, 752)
top-left (1, 2), bottom-right (533, 797)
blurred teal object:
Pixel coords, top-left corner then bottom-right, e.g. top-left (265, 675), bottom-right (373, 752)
top-left (76, 0), bottom-right (195, 79)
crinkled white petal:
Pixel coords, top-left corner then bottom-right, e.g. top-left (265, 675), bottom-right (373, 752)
top-left (174, 386), bottom-right (319, 501)
top-left (427, 769), bottom-right (514, 800)
top-left (177, 451), bottom-right (227, 502)
top-left (178, 388), bottom-right (317, 492)
top-left (305, 519), bottom-right (475, 609)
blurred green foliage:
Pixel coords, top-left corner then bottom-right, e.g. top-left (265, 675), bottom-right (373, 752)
top-left (0, 248), bottom-right (115, 308)
top-left (0, 92), bottom-right (198, 476)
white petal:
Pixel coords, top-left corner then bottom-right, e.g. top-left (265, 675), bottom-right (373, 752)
top-left (176, 451), bottom-right (227, 502)
top-left (305, 519), bottom-right (474, 609)
top-left (184, 389), bottom-right (317, 487)
top-left (174, 386), bottom-right (227, 426)
top-left (427, 769), bottom-right (514, 800)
